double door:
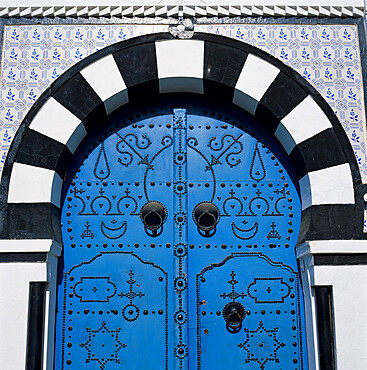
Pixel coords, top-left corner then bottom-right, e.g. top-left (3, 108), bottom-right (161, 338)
top-left (55, 107), bottom-right (307, 369)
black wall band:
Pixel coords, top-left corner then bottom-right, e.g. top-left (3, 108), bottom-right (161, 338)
top-left (26, 282), bottom-right (46, 370)
top-left (314, 254), bottom-right (367, 265)
top-left (0, 253), bottom-right (47, 263)
top-left (315, 286), bottom-right (335, 370)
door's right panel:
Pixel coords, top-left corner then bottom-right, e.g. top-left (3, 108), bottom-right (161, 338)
top-left (186, 113), bottom-right (307, 370)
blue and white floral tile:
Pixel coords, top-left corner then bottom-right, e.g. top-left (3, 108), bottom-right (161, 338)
top-left (197, 24), bottom-right (367, 183)
top-left (0, 24), bottom-right (168, 169)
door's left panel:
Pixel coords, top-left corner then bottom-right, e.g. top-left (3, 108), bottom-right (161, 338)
top-left (55, 114), bottom-right (174, 369)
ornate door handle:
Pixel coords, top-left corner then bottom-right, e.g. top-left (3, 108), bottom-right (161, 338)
top-left (223, 302), bottom-right (245, 333)
top-left (141, 201), bottom-right (166, 231)
top-left (194, 202), bottom-right (219, 231)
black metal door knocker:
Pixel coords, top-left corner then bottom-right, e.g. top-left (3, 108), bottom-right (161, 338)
top-left (141, 201), bottom-right (166, 237)
top-left (223, 302), bottom-right (245, 334)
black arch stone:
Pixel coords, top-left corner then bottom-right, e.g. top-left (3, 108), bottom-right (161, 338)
top-left (53, 72), bottom-right (106, 132)
top-left (203, 41), bottom-right (248, 102)
top-left (289, 129), bottom-right (348, 180)
top-left (255, 71), bottom-right (309, 134)
top-left (113, 43), bottom-right (159, 101)
top-left (16, 129), bottom-right (72, 178)
top-left (299, 204), bottom-right (356, 242)
top-left (7, 203), bottom-right (62, 242)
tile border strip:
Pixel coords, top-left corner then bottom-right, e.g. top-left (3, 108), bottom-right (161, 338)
top-left (0, 5), bottom-right (364, 19)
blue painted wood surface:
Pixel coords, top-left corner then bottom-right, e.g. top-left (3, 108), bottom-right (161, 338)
top-left (55, 106), bottom-right (307, 369)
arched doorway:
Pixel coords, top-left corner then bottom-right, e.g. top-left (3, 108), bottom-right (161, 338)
top-left (1, 33), bottom-right (360, 369)
top-left (54, 96), bottom-right (307, 369)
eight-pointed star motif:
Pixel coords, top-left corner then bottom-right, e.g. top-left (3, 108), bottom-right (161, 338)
top-left (80, 321), bottom-right (127, 369)
top-left (238, 321), bottom-right (286, 370)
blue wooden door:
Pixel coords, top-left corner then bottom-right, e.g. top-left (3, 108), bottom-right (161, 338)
top-left (55, 106), bottom-right (308, 369)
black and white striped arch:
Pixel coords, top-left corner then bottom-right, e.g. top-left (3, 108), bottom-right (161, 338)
top-left (2, 33), bottom-right (361, 240)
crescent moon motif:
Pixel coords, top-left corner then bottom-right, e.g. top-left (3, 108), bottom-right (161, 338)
top-left (101, 220), bottom-right (127, 239)
top-left (231, 221), bottom-right (258, 240)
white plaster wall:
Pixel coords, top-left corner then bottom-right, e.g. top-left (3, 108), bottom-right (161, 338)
top-left (299, 255), bottom-right (320, 370)
top-left (314, 265), bottom-right (367, 369)
top-left (0, 240), bottom-right (61, 370)
top-left (298, 241), bottom-right (367, 369)
top-left (0, 263), bottom-right (47, 370)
